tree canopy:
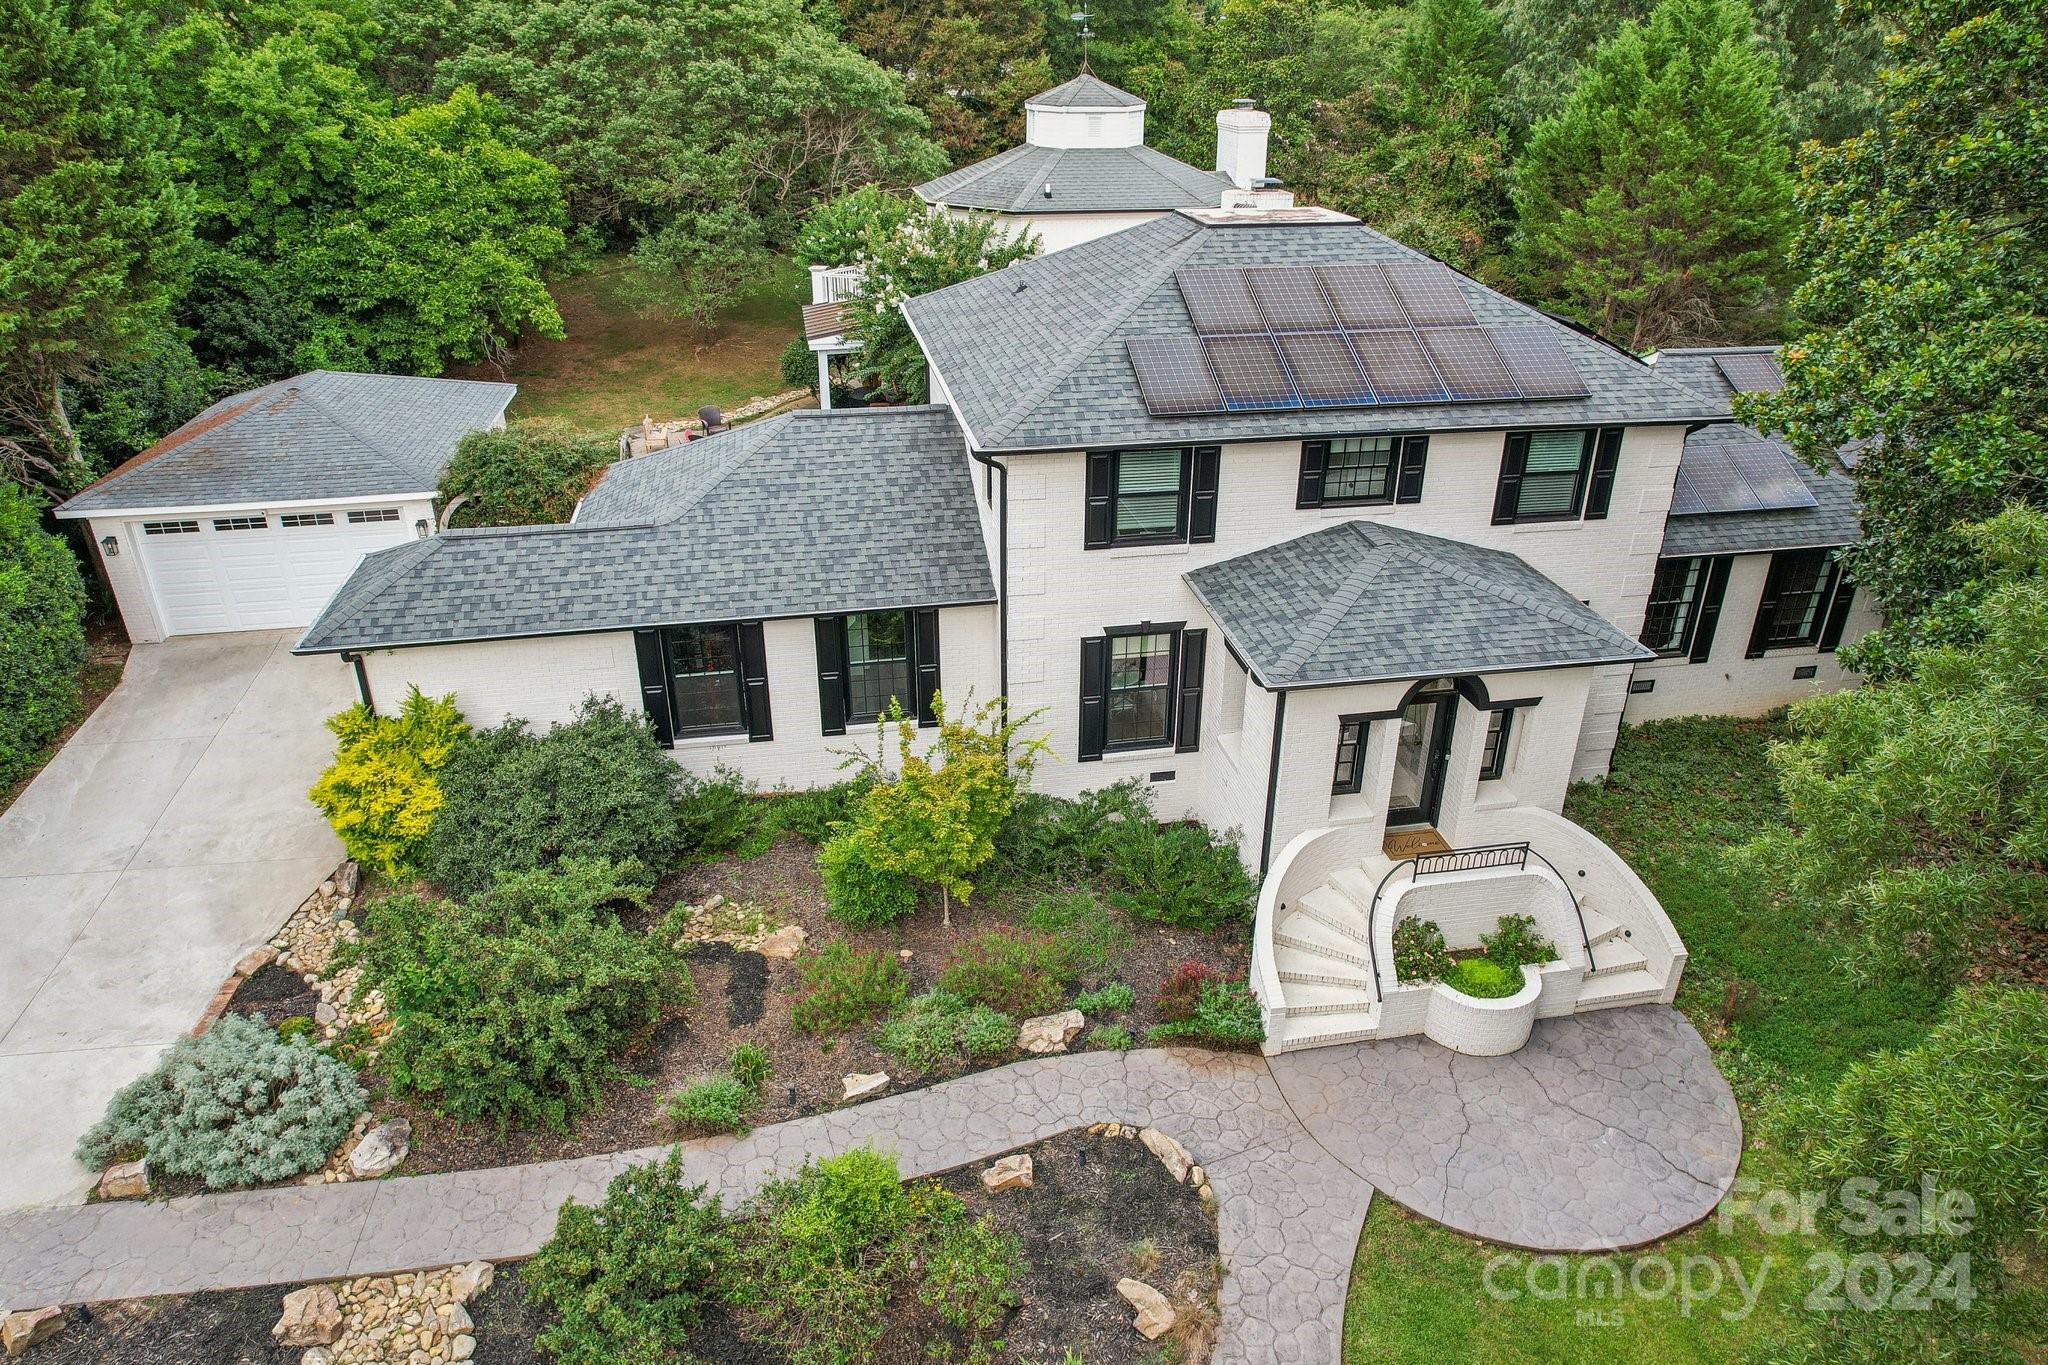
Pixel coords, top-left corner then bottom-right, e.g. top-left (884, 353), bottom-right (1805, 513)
top-left (841, 206), bottom-right (1037, 403)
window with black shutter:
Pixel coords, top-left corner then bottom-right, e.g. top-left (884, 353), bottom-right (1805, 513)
top-left (1641, 557), bottom-right (1708, 656)
top-left (636, 622), bottom-right (769, 741)
top-left (817, 609), bottom-right (942, 731)
top-left (1689, 556), bottom-right (1734, 662)
top-left (1747, 549), bottom-right (1844, 655)
top-left (1299, 434), bottom-right (1427, 508)
top-left (1079, 625), bottom-right (1186, 758)
top-left (1087, 448), bottom-right (1192, 547)
top-left (1189, 447), bottom-right (1220, 543)
top-left (1175, 629), bottom-right (1206, 752)
top-left (1493, 428), bottom-right (1616, 523)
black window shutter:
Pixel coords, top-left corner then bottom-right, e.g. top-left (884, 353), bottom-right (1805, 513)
top-left (1689, 556), bottom-right (1733, 663)
top-left (1746, 557), bottom-right (1785, 658)
top-left (1818, 578), bottom-right (1855, 652)
top-left (738, 622), bottom-right (773, 741)
top-left (913, 608), bottom-right (941, 725)
top-left (1078, 637), bottom-right (1108, 761)
top-left (1084, 450), bottom-right (1114, 548)
top-left (1584, 428), bottom-right (1623, 519)
top-left (1189, 446), bottom-right (1220, 543)
top-left (814, 616), bottom-right (846, 736)
top-left (1297, 440), bottom-right (1328, 508)
top-left (1493, 433), bottom-right (1528, 524)
top-left (1175, 629), bottom-right (1207, 752)
top-left (633, 627), bottom-right (674, 748)
top-left (1395, 435), bottom-right (1428, 504)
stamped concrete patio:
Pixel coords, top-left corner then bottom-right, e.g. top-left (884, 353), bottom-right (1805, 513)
top-left (0, 1008), bottom-right (1738, 1363)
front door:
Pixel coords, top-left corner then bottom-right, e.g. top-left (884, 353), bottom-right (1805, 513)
top-left (1387, 690), bottom-right (1456, 828)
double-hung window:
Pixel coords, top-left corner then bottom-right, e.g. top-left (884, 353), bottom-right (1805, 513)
top-left (1493, 428), bottom-right (1622, 524)
top-left (1641, 557), bottom-right (1707, 656)
top-left (1084, 447), bottom-right (1219, 548)
top-left (1107, 632), bottom-right (1176, 749)
top-left (844, 611), bottom-right (912, 723)
top-left (1748, 549), bottom-right (1848, 653)
top-left (1479, 709), bottom-right (1516, 781)
top-left (1299, 434), bottom-right (1428, 508)
top-left (665, 624), bottom-right (747, 735)
top-left (1078, 625), bottom-right (1208, 760)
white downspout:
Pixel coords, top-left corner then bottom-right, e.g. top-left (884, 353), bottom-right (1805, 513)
top-left (817, 351), bottom-right (833, 410)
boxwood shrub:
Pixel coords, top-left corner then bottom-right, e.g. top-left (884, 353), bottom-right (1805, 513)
top-left (0, 484), bottom-right (87, 787)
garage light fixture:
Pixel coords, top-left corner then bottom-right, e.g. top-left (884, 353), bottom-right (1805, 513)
top-left (100, 534), bottom-right (119, 557)
top-left (414, 518), bottom-right (430, 539)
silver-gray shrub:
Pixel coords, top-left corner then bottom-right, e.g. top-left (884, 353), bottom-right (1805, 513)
top-left (75, 1013), bottom-right (366, 1189)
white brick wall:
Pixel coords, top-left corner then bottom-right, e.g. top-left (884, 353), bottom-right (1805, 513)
top-left (357, 606), bottom-right (1001, 792)
top-left (1623, 551), bottom-right (1881, 723)
top-left (984, 424), bottom-right (1685, 828)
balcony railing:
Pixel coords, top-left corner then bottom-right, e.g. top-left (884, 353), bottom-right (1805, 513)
top-left (809, 263), bottom-right (864, 305)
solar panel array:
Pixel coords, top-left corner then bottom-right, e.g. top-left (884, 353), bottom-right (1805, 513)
top-left (1713, 352), bottom-right (1785, 393)
top-left (1126, 262), bottom-right (1590, 417)
top-left (1670, 438), bottom-right (1819, 515)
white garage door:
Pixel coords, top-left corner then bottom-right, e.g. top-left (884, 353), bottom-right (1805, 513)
top-left (136, 507), bottom-right (416, 635)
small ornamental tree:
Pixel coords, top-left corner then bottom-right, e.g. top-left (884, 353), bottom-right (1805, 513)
top-left (842, 209), bottom-right (1037, 402)
top-left (307, 687), bottom-right (469, 879)
top-left (828, 695), bottom-right (1045, 928)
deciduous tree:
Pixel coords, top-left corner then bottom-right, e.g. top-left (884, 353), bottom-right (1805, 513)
top-left (842, 209), bottom-right (1036, 402)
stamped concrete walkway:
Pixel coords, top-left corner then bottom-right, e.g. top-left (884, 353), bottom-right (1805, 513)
top-left (0, 1008), bottom-right (1740, 1364)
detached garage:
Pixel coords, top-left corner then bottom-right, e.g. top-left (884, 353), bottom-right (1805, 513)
top-left (56, 371), bottom-right (514, 642)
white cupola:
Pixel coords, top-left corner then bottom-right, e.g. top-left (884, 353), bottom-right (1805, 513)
top-left (1024, 73), bottom-right (1147, 149)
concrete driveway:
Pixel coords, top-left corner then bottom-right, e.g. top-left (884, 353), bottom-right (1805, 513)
top-left (0, 632), bottom-right (353, 1210)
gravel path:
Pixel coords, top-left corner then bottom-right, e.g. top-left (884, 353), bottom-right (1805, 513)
top-left (0, 1007), bottom-right (1741, 1364)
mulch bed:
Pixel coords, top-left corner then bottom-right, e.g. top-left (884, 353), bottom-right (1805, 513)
top-left (224, 963), bottom-right (323, 1029)
top-left (378, 831), bottom-right (1252, 1178)
top-left (27, 1287), bottom-right (290, 1365)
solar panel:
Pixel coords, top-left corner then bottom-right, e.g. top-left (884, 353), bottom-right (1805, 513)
top-left (1202, 334), bottom-right (1299, 410)
top-left (1347, 329), bottom-right (1448, 404)
top-left (1670, 439), bottom-right (1819, 515)
top-left (1275, 332), bottom-right (1375, 407)
top-left (1175, 268), bottom-right (1264, 334)
top-left (1126, 336), bottom-right (1225, 416)
top-left (1418, 327), bottom-right (1518, 400)
top-left (1384, 262), bottom-right (1476, 326)
top-left (1314, 264), bottom-right (1406, 328)
top-left (1714, 353), bottom-right (1785, 392)
top-left (1244, 267), bottom-right (1337, 331)
top-left (1488, 326), bottom-right (1589, 398)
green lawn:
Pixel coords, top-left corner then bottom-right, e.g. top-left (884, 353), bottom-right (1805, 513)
top-left (450, 255), bottom-right (806, 432)
top-left (1341, 715), bottom-right (2020, 1363)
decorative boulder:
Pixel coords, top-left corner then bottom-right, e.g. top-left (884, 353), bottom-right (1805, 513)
top-left (1016, 1009), bottom-right (1085, 1055)
top-left (271, 1285), bottom-right (343, 1347)
top-left (842, 1072), bottom-right (889, 1101)
top-left (1139, 1127), bottom-right (1193, 1182)
top-left (980, 1154), bottom-right (1034, 1191)
top-left (756, 925), bottom-right (807, 960)
top-left (450, 1261), bottom-right (494, 1303)
top-left (97, 1159), bottom-right (149, 1200)
top-left (2, 1308), bottom-right (63, 1357)
top-left (233, 946), bottom-right (277, 978)
top-left (1116, 1278), bottom-right (1177, 1340)
top-left (337, 861), bottom-right (362, 897)
top-left (348, 1118), bottom-right (411, 1177)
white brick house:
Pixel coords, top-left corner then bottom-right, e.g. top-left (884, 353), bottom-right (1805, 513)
top-left (296, 206), bottom-right (1875, 1055)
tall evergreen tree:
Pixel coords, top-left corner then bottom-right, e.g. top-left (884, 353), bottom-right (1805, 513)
top-left (0, 0), bottom-right (192, 491)
top-left (1741, 0), bottom-right (2048, 673)
top-left (1510, 0), bottom-right (1795, 349)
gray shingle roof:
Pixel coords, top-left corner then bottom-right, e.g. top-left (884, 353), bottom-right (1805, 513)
top-left (903, 210), bottom-right (1728, 453)
top-left (296, 406), bottom-right (995, 653)
top-left (1028, 74), bottom-right (1145, 108)
top-left (1184, 520), bottom-right (1652, 689)
top-left (56, 371), bottom-right (515, 516)
top-left (1651, 347), bottom-right (1862, 557)
top-left (916, 143), bottom-right (1229, 214)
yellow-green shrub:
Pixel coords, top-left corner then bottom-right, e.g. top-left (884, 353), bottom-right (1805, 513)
top-left (308, 686), bottom-right (468, 878)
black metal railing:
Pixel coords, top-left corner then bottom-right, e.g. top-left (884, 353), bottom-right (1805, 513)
top-left (1362, 841), bottom-right (1594, 1002)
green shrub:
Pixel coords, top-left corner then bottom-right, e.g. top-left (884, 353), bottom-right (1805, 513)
top-left (1482, 913), bottom-right (1558, 969)
top-left (1154, 961), bottom-right (1217, 1022)
top-left (348, 861), bottom-right (691, 1133)
top-left (524, 1150), bottom-right (733, 1365)
top-left (1392, 917), bottom-right (1454, 982)
top-left (0, 483), bottom-right (87, 787)
top-left (773, 775), bottom-right (876, 843)
top-left (1072, 981), bottom-right (1135, 1015)
top-left (1441, 958), bottom-right (1524, 999)
top-left (914, 1206), bottom-right (1024, 1362)
top-left (667, 1074), bottom-right (758, 1135)
top-left (1088, 1023), bottom-right (1135, 1051)
top-left (437, 420), bottom-right (614, 528)
top-left (275, 1015), bottom-right (316, 1043)
top-left (307, 687), bottom-right (468, 879)
top-left (819, 830), bottom-right (918, 928)
top-left (780, 333), bottom-right (818, 392)
top-left (75, 1013), bottom-right (365, 1189)
top-left (676, 764), bottom-right (771, 862)
top-left (1101, 819), bottom-right (1257, 931)
top-left (935, 927), bottom-right (1082, 1016)
top-left (729, 1041), bottom-right (771, 1094)
top-left (1806, 985), bottom-right (2048, 1246)
top-left (424, 696), bottom-right (682, 897)
top-left (875, 991), bottom-right (1015, 1072)
top-left (1145, 978), bottom-right (1266, 1048)
top-left (467, 855), bottom-right (652, 930)
top-left (1016, 889), bottom-right (1131, 969)
top-left (992, 781), bottom-right (1152, 886)
top-left (790, 942), bottom-right (907, 1034)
